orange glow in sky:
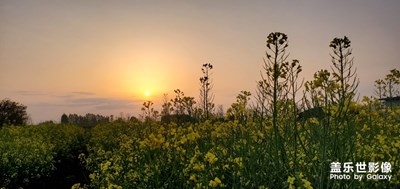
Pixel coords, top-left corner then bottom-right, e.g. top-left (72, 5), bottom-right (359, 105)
top-left (0, 0), bottom-right (399, 122)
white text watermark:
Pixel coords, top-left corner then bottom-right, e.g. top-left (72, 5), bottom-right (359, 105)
top-left (330, 162), bottom-right (392, 181)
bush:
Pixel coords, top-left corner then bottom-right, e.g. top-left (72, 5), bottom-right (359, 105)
top-left (0, 99), bottom-right (28, 127)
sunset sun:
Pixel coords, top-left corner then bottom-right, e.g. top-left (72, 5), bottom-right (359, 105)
top-left (145, 91), bottom-right (150, 97)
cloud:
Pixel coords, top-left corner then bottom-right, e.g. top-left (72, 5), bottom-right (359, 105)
top-left (31, 95), bottom-right (139, 110)
top-left (72, 91), bottom-right (95, 96)
top-left (52, 94), bottom-right (74, 98)
top-left (65, 97), bottom-right (137, 110)
top-left (14, 90), bottom-right (97, 98)
top-left (15, 90), bottom-right (48, 96)
top-left (12, 90), bottom-right (143, 110)
top-left (64, 91), bottom-right (142, 110)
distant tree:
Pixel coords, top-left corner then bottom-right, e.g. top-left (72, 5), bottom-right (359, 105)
top-left (38, 120), bottom-right (55, 125)
top-left (199, 63), bottom-right (215, 119)
top-left (61, 113), bottom-right (69, 124)
top-left (65, 113), bottom-right (110, 127)
top-left (0, 99), bottom-right (28, 127)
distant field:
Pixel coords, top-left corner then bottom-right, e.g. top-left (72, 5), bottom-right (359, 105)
top-left (1, 100), bottom-right (399, 188)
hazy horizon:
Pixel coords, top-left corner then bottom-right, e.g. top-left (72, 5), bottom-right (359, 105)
top-left (1, 0), bottom-right (399, 123)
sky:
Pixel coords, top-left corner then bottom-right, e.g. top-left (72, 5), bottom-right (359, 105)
top-left (0, 0), bottom-right (399, 123)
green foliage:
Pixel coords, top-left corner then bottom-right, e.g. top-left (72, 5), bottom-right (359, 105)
top-left (0, 124), bottom-right (85, 188)
top-left (79, 102), bottom-right (399, 188)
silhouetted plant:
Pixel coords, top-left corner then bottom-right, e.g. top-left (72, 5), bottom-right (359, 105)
top-left (256, 32), bottom-right (291, 185)
top-left (199, 63), bottom-right (215, 120)
top-left (374, 69), bottom-right (400, 108)
top-left (287, 59), bottom-right (303, 172)
top-left (171, 89), bottom-right (185, 115)
top-left (304, 69), bottom-right (337, 109)
top-left (226, 91), bottom-right (252, 124)
top-left (383, 69), bottom-right (400, 98)
top-left (329, 36), bottom-right (359, 117)
top-left (253, 80), bottom-right (267, 122)
top-left (161, 93), bottom-right (173, 117)
top-left (141, 101), bottom-right (159, 122)
top-left (182, 96), bottom-right (196, 117)
top-left (303, 69), bottom-right (338, 188)
top-left (374, 79), bottom-right (386, 99)
top-left (164, 89), bottom-right (198, 123)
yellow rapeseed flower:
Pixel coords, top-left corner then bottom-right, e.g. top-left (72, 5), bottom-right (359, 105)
top-left (101, 161), bottom-right (111, 172)
top-left (205, 152), bottom-right (218, 164)
top-left (71, 183), bottom-right (81, 189)
top-left (233, 157), bottom-right (243, 167)
top-left (209, 177), bottom-right (222, 187)
top-left (302, 179), bottom-right (313, 189)
top-left (193, 163), bottom-right (205, 171)
top-left (362, 124), bottom-right (370, 132)
top-left (189, 174), bottom-right (197, 182)
top-left (176, 146), bottom-right (186, 154)
top-left (107, 184), bottom-right (122, 189)
top-left (223, 164), bottom-right (230, 170)
top-left (180, 136), bottom-right (188, 144)
top-left (287, 176), bottom-right (295, 185)
top-left (187, 131), bottom-right (200, 142)
top-left (163, 141), bottom-right (170, 148)
top-left (309, 117), bottom-right (319, 125)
